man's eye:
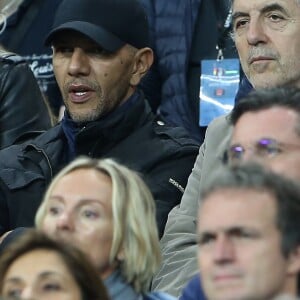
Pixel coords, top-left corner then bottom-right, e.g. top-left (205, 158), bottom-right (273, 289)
top-left (54, 46), bottom-right (73, 53)
top-left (90, 47), bottom-right (113, 56)
top-left (257, 145), bottom-right (281, 156)
top-left (266, 146), bottom-right (282, 155)
top-left (234, 18), bottom-right (249, 30)
top-left (233, 232), bottom-right (252, 239)
top-left (227, 145), bottom-right (244, 162)
top-left (265, 13), bottom-right (288, 30)
top-left (268, 13), bottom-right (284, 22)
top-left (197, 234), bottom-right (216, 246)
top-left (230, 229), bottom-right (258, 241)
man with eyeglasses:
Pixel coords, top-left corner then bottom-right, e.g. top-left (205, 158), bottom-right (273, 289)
top-left (178, 87), bottom-right (300, 300)
top-left (226, 87), bottom-right (300, 182)
top-left (153, 0), bottom-right (300, 296)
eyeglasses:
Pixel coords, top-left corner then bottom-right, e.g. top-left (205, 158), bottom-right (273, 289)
top-left (224, 137), bottom-right (300, 164)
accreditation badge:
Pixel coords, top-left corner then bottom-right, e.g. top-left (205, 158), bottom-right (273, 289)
top-left (199, 58), bottom-right (240, 126)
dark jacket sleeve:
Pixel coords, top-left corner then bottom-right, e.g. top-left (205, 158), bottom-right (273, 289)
top-left (0, 143), bottom-right (48, 236)
top-left (138, 123), bottom-right (199, 238)
top-left (179, 274), bottom-right (206, 300)
top-left (0, 54), bottom-right (52, 149)
top-left (0, 177), bottom-right (10, 235)
top-left (235, 75), bottom-right (253, 103)
top-left (144, 149), bottom-right (198, 238)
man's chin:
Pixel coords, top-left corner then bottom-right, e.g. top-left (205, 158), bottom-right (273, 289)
top-left (250, 76), bottom-right (283, 89)
top-left (69, 112), bottom-right (100, 123)
top-left (208, 290), bottom-right (250, 300)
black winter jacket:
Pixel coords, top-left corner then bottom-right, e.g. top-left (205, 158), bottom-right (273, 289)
top-left (0, 52), bottom-right (52, 149)
top-left (0, 91), bottom-right (199, 237)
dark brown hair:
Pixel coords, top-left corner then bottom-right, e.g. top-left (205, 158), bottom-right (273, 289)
top-left (0, 229), bottom-right (110, 300)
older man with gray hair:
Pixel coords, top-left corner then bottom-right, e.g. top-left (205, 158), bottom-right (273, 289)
top-left (153, 0), bottom-right (300, 296)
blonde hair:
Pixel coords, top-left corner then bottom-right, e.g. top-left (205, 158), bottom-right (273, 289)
top-left (35, 157), bottom-right (161, 293)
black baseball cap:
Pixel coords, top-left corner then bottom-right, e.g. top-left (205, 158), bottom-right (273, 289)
top-left (45, 0), bottom-right (149, 52)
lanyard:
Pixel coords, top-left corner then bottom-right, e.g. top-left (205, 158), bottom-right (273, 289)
top-left (216, 8), bottom-right (233, 61)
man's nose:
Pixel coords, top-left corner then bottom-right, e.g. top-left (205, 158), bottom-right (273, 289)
top-left (241, 147), bottom-right (267, 164)
top-left (246, 18), bottom-right (268, 46)
top-left (213, 235), bottom-right (236, 264)
top-left (241, 148), bottom-right (257, 162)
top-left (68, 48), bottom-right (90, 76)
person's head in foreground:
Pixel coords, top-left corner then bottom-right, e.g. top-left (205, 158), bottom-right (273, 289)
top-left (35, 157), bottom-right (161, 294)
top-left (230, 0), bottom-right (300, 89)
top-left (197, 163), bottom-right (300, 300)
top-left (0, 229), bottom-right (109, 300)
top-left (45, 0), bottom-right (153, 124)
top-left (227, 87), bottom-right (300, 181)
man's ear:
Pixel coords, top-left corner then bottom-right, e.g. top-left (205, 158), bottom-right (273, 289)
top-left (287, 245), bottom-right (300, 275)
top-left (130, 47), bottom-right (154, 86)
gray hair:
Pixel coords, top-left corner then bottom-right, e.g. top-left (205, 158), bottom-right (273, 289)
top-left (230, 0), bottom-right (300, 7)
top-left (35, 157), bottom-right (161, 293)
top-left (229, 0), bottom-right (300, 40)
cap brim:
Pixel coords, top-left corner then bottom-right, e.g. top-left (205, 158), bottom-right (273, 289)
top-left (45, 21), bottom-right (125, 52)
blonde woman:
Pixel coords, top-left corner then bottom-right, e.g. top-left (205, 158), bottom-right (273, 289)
top-left (35, 157), bottom-right (175, 300)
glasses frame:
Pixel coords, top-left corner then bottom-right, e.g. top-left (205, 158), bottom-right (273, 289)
top-left (223, 137), bottom-right (300, 164)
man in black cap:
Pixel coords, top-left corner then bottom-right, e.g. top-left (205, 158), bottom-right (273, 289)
top-left (0, 0), bottom-right (199, 238)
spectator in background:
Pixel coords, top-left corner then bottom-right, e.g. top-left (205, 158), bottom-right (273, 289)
top-left (197, 164), bottom-right (300, 300)
top-left (0, 0), bottom-right (198, 237)
top-left (227, 87), bottom-right (300, 181)
top-left (0, 0), bottom-right (63, 118)
top-left (0, 49), bottom-right (52, 149)
top-left (153, 0), bottom-right (300, 296)
top-left (35, 157), bottom-right (175, 300)
top-left (164, 87), bottom-right (300, 298)
top-left (139, 0), bottom-right (238, 143)
top-left (0, 229), bottom-right (110, 300)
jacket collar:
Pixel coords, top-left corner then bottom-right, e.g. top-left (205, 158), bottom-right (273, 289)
top-left (74, 90), bottom-right (153, 156)
top-left (61, 90), bottom-right (147, 159)
top-left (20, 90), bottom-right (153, 165)
top-left (104, 270), bottom-right (140, 300)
